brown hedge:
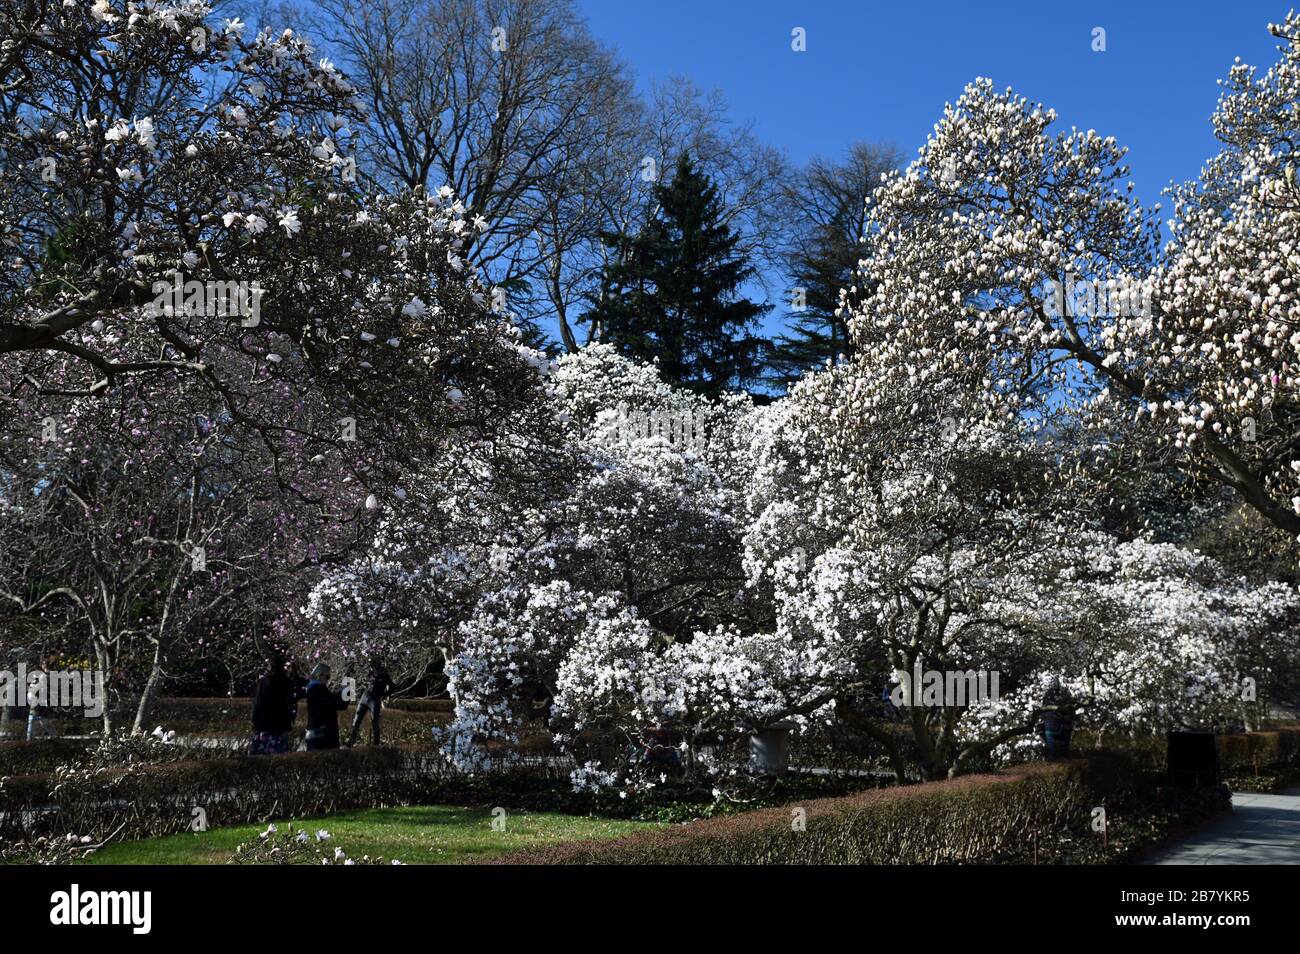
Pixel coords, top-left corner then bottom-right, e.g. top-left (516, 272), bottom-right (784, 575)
top-left (495, 755), bottom-right (1139, 865)
top-left (0, 738), bottom-right (94, 775)
top-left (0, 746), bottom-right (449, 842)
top-left (1216, 726), bottom-right (1300, 769)
top-left (0, 697), bottom-right (451, 743)
top-left (385, 698), bottom-right (454, 714)
top-left (137, 696), bottom-right (450, 743)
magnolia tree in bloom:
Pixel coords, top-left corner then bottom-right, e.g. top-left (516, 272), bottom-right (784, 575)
top-left (0, 370), bottom-right (368, 731)
top-left (742, 341), bottom-right (1300, 780)
top-left (848, 21), bottom-right (1300, 537)
top-left (292, 354), bottom-right (572, 684)
top-left (1041, 537), bottom-right (1294, 732)
top-left (851, 76), bottom-right (1158, 428)
top-left (0, 2), bottom-right (554, 718)
top-left (744, 352), bottom-right (1067, 780)
top-left (1110, 14), bottom-right (1300, 534)
top-left (0, 1), bottom-right (544, 492)
top-left (301, 342), bottom-right (772, 781)
top-left (963, 534), bottom-right (1300, 759)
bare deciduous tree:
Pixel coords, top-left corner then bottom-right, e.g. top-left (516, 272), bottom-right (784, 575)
top-left (767, 141), bottom-right (902, 385)
top-left (312, 0), bottom-right (790, 350)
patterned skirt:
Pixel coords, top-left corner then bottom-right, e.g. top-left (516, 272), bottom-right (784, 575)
top-left (250, 731), bottom-right (290, 755)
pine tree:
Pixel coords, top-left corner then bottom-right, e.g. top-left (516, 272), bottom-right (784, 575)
top-left (585, 154), bottom-right (769, 396)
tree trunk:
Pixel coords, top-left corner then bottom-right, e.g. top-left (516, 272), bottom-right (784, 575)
top-left (131, 648), bottom-right (165, 735)
top-left (95, 643), bottom-right (114, 734)
top-left (841, 702), bottom-right (912, 784)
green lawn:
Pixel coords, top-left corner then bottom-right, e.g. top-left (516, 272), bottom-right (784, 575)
top-left (81, 805), bottom-right (656, 865)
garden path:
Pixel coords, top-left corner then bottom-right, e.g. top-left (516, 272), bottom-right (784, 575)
top-left (1143, 786), bottom-right (1300, 864)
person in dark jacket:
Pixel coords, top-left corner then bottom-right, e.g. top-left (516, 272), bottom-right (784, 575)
top-left (304, 663), bottom-right (348, 750)
top-left (250, 654), bottom-right (296, 755)
top-left (287, 660), bottom-right (308, 730)
top-left (347, 658), bottom-right (394, 747)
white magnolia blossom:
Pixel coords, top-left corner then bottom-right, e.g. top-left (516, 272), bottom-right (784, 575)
top-left (184, 11), bottom-right (1300, 789)
top-left (301, 329), bottom-right (1300, 786)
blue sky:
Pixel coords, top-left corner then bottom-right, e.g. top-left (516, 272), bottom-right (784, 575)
top-left (580, 0), bottom-right (1284, 217)
top-left (575, 0), bottom-right (1288, 344)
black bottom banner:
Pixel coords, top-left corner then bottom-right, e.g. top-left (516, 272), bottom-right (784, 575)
top-left (0, 862), bottom-right (1282, 939)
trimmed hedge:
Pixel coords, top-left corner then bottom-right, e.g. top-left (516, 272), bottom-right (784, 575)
top-left (1217, 726), bottom-right (1300, 769)
top-left (495, 754), bottom-right (1166, 865)
top-left (0, 737), bottom-right (248, 777)
top-left (0, 739), bottom-right (95, 776)
top-left (0, 746), bottom-right (449, 843)
top-left (138, 697), bottom-right (451, 744)
top-left (2, 697), bottom-right (454, 743)
top-left (385, 698), bottom-right (454, 714)
top-left (1217, 726), bottom-right (1300, 791)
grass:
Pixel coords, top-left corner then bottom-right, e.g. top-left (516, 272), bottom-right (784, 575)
top-left (81, 805), bottom-right (657, 865)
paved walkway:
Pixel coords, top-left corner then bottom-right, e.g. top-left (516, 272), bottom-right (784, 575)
top-left (1144, 786), bottom-right (1300, 864)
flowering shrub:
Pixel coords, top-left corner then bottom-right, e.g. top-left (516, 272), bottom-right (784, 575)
top-left (294, 345), bottom-right (772, 786)
top-left (0, 830), bottom-right (105, 865)
top-left (229, 823), bottom-right (403, 865)
top-left (309, 334), bottom-right (1300, 789)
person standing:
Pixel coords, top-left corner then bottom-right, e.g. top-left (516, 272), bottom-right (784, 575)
top-left (287, 660), bottom-right (308, 739)
top-left (347, 659), bottom-right (394, 747)
top-left (250, 654), bottom-right (295, 755)
top-left (304, 663), bottom-right (348, 751)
